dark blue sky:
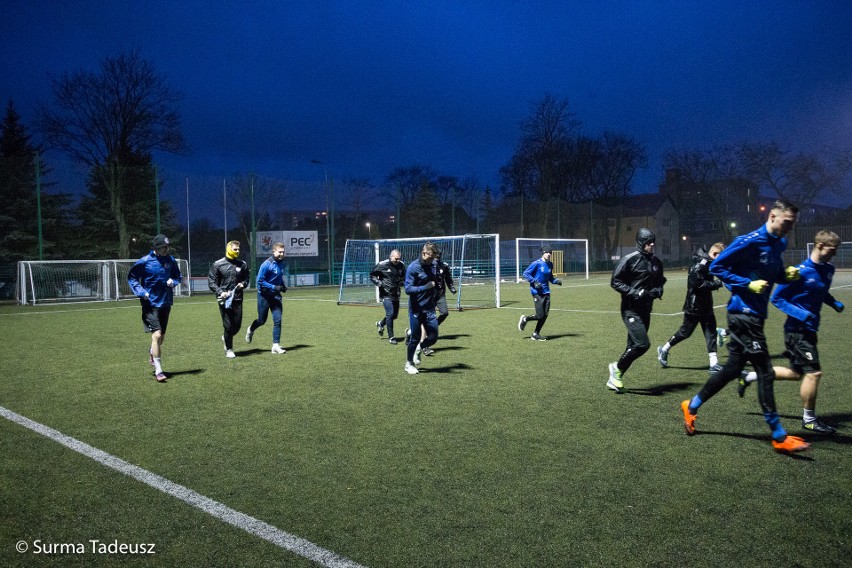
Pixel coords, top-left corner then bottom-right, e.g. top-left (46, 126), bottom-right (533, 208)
top-left (3, 0), bottom-right (851, 212)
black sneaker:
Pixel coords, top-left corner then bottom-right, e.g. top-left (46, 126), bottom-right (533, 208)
top-left (518, 315), bottom-right (527, 331)
top-left (376, 320), bottom-right (384, 337)
top-left (737, 371), bottom-right (751, 398)
top-left (531, 332), bottom-right (547, 341)
top-left (803, 419), bottom-right (837, 434)
top-left (708, 364), bottom-right (723, 374)
top-left (388, 337), bottom-right (398, 345)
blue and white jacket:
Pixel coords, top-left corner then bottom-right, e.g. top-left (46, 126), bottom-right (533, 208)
top-left (771, 258), bottom-right (840, 333)
top-left (128, 250), bottom-right (183, 308)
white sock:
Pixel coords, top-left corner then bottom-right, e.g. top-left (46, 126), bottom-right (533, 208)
top-left (709, 352), bottom-right (718, 367)
top-left (153, 357), bottom-right (163, 374)
top-left (663, 342), bottom-right (671, 352)
top-left (745, 371), bottom-right (757, 383)
top-left (803, 408), bottom-right (816, 423)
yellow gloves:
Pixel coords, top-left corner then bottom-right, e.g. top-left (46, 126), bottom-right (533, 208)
top-left (785, 266), bottom-right (801, 281)
top-left (747, 280), bottom-right (768, 294)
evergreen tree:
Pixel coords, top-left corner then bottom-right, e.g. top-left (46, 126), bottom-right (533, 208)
top-left (0, 100), bottom-right (73, 261)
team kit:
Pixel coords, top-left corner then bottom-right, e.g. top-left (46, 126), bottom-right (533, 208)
top-left (129, 199), bottom-right (843, 454)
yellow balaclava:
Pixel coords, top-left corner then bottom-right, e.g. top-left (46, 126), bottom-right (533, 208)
top-left (226, 241), bottom-right (240, 260)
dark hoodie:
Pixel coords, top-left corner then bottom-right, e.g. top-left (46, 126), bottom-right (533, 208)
top-left (683, 246), bottom-right (723, 315)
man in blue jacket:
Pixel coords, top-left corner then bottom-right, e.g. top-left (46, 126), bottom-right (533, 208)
top-left (404, 242), bottom-right (439, 375)
top-left (246, 242), bottom-right (287, 354)
top-left (518, 245), bottom-right (561, 341)
top-left (128, 234), bottom-right (183, 383)
top-left (739, 230), bottom-right (844, 434)
top-left (680, 199), bottom-right (809, 453)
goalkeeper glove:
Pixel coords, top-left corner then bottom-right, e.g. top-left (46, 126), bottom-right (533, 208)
top-left (533, 281), bottom-right (543, 291)
top-left (649, 287), bottom-right (662, 299)
top-left (832, 300), bottom-right (845, 313)
top-left (785, 266), bottom-right (801, 281)
top-left (747, 280), bottom-right (768, 294)
top-left (449, 286), bottom-right (457, 294)
top-left (552, 279), bottom-right (562, 286)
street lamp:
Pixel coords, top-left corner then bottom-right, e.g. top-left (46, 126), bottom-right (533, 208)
top-left (365, 222), bottom-right (371, 238)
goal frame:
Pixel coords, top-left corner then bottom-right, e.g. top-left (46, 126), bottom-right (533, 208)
top-left (16, 259), bottom-right (191, 305)
top-left (515, 238), bottom-right (589, 282)
top-left (338, 234), bottom-right (501, 309)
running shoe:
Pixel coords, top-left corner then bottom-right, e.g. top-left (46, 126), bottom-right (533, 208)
top-left (606, 362), bottom-right (624, 392)
top-left (657, 346), bottom-right (668, 368)
top-left (802, 420), bottom-right (837, 434)
top-left (772, 435), bottom-right (810, 453)
top-left (681, 399), bottom-right (696, 435)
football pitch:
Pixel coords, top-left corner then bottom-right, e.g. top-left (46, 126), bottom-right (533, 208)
top-left (2, 274), bottom-right (851, 567)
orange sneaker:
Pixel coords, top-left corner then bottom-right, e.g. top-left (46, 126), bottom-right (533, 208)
top-left (771, 435), bottom-right (810, 453)
top-left (681, 400), bottom-right (696, 436)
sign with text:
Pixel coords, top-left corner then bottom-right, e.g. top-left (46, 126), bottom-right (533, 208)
top-left (283, 231), bottom-right (318, 257)
top-left (255, 231), bottom-right (318, 257)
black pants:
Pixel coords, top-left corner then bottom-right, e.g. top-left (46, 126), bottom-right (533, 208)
top-left (380, 297), bottom-right (400, 339)
top-left (219, 301), bottom-right (243, 350)
top-left (526, 293), bottom-right (551, 333)
top-left (697, 313), bottom-right (777, 415)
top-left (668, 311), bottom-right (718, 354)
top-left (617, 308), bottom-right (651, 373)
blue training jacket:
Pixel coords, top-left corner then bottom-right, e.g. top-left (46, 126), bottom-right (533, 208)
top-left (127, 251), bottom-right (183, 308)
top-left (709, 224), bottom-right (787, 319)
top-left (771, 257), bottom-right (839, 332)
top-left (255, 257), bottom-right (287, 298)
top-left (405, 258), bottom-right (437, 314)
top-left (523, 258), bottom-right (555, 296)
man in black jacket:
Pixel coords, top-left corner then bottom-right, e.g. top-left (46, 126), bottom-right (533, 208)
top-left (370, 249), bottom-right (405, 344)
top-left (607, 228), bottom-right (667, 392)
top-left (657, 242), bottom-right (726, 372)
top-left (208, 240), bottom-right (250, 358)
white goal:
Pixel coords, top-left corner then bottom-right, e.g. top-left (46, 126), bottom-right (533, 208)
top-left (514, 238), bottom-right (589, 282)
top-left (806, 241), bottom-right (852, 269)
top-left (338, 234), bottom-right (501, 308)
top-left (16, 259), bottom-right (191, 305)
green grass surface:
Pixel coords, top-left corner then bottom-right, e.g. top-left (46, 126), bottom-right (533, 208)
top-left (2, 274), bottom-right (851, 567)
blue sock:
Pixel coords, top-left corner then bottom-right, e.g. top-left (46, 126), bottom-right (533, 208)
top-left (764, 412), bottom-right (787, 441)
top-left (689, 395), bottom-right (703, 412)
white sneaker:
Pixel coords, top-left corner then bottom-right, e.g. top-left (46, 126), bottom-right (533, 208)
top-left (226, 349), bottom-right (236, 359)
top-left (246, 327), bottom-right (254, 343)
top-left (404, 362), bottom-right (420, 375)
top-left (271, 344), bottom-right (286, 354)
top-left (413, 345), bottom-right (422, 365)
top-left (657, 346), bottom-right (668, 368)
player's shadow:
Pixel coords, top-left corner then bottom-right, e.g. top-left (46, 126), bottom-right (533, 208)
top-left (625, 381), bottom-right (695, 396)
top-left (696, 430), bottom-right (816, 460)
top-left (164, 369), bottom-right (204, 378)
top-left (425, 345), bottom-right (465, 354)
top-left (537, 332), bottom-right (580, 340)
top-left (422, 363), bottom-right (473, 374)
top-left (663, 365), bottom-right (709, 371)
top-left (282, 343), bottom-right (310, 352)
top-left (438, 333), bottom-right (471, 341)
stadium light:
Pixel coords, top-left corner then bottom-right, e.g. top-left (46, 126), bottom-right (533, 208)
top-left (311, 160), bottom-right (333, 285)
top-left (365, 222), bottom-right (371, 238)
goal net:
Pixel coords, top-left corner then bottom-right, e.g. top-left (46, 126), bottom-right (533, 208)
top-left (514, 238), bottom-right (589, 282)
top-left (338, 234), bottom-right (501, 308)
top-left (16, 259), bottom-right (191, 305)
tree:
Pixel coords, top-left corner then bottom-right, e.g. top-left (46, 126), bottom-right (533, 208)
top-left (38, 50), bottom-right (186, 257)
top-left (0, 100), bottom-right (73, 261)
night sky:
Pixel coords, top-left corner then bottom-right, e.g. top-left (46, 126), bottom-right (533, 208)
top-left (2, 0), bottom-right (851, 212)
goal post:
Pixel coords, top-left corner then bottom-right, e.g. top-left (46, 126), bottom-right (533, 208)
top-left (514, 238), bottom-right (589, 282)
top-left (338, 234), bottom-right (501, 308)
top-left (16, 259), bottom-right (191, 305)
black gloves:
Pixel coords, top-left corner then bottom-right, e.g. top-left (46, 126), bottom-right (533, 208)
top-left (533, 281), bottom-right (543, 291)
top-left (649, 287), bottom-right (663, 299)
top-left (449, 286), bottom-right (457, 294)
top-left (274, 284), bottom-right (287, 293)
top-left (552, 279), bottom-right (562, 286)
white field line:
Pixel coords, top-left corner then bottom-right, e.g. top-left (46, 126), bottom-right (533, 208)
top-left (0, 405), bottom-right (367, 568)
